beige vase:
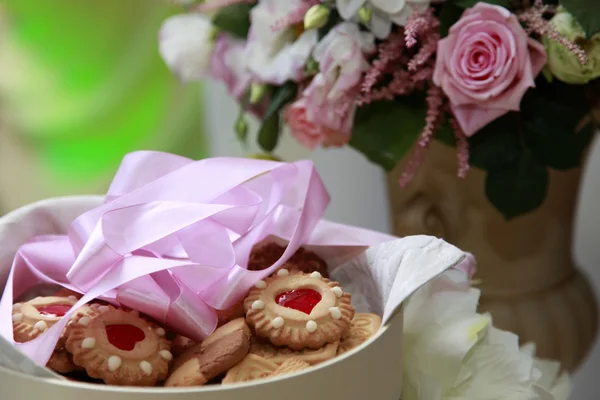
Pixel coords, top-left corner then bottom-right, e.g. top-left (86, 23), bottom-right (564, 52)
top-left (387, 140), bottom-right (598, 371)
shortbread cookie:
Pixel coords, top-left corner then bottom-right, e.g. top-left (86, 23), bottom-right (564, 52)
top-left (12, 296), bottom-right (78, 343)
top-left (165, 329), bottom-right (249, 387)
top-left (171, 335), bottom-right (196, 357)
top-left (12, 297), bottom-right (108, 373)
top-left (172, 318), bottom-right (250, 370)
top-left (66, 309), bottom-right (172, 386)
top-left (216, 300), bottom-right (245, 327)
top-left (244, 271), bottom-right (354, 350)
top-left (222, 354), bottom-right (278, 384)
top-left (249, 336), bottom-right (338, 365)
top-left (337, 313), bottom-right (382, 355)
top-left (53, 288), bottom-right (82, 299)
top-left (248, 243), bottom-right (329, 278)
top-left (270, 358), bottom-right (311, 378)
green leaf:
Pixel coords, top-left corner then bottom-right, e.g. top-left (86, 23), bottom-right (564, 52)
top-left (520, 82), bottom-right (593, 170)
top-left (451, 0), bottom-right (510, 9)
top-left (212, 4), bottom-right (254, 38)
top-left (349, 101), bottom-right (426, 171)
top-left (560, 0), bottom-right (600, 38)
top-left (485, 150), bottom-right (549, 220)
top-left (257, 112), bottom-right (280, 152)
top-left (467, 114), bottom-right (522, 171)
top-left (438, 3), bottom-right (464, 37)
top-left (262, 82), bottom-right (297, 121)
top-left (256, 82), bottom-right (297, 152)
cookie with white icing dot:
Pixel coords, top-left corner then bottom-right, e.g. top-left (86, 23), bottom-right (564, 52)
top-left (244, 271), bottom-right (354, 350)
top-left (65, 309), bottom-right (172, 386)
top-left (12, 296), bottom-right (104, 373)
top-left (12, 296), bottom-right (78, 343)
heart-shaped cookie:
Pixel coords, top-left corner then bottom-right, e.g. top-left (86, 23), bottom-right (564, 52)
top-left (66, 309), bottom-right (172, 386)
top-left (244, 270), bottom-right (354, 350)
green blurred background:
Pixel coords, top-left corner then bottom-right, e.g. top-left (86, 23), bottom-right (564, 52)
top-left (0, 0), bottom-right (206, 212)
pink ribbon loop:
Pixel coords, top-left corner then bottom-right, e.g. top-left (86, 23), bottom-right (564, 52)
top-left (0, 151), bottom-right (394, 366)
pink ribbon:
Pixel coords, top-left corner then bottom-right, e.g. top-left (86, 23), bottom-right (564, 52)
top-left (0, 152), bottom-right (394, 366)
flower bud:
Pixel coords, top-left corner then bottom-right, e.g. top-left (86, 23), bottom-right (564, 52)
top-left (249, 82), bottom-right (268, 104)
top-left (543, 10), bottom-right (600, 85)
top-left (304, 5), bottom-right (330, 30)
top-left (358, 6), bottom-right (372, 25)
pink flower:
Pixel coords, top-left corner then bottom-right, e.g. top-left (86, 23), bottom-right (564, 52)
top-left (285, 98), bottom-right (349, 149)
top-left (433, 3), bottom-right (547, 136)
top-left (210, 34), bottom-right (251, 101)
top-left (299, 23), bottom-right (375, 139)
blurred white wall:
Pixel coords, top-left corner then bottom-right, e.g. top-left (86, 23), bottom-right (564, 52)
top-left (204, 82), bottom-right (600, 399)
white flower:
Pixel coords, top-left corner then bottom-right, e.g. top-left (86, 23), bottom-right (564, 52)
top-left (159, 14), bottom-right (217, 82)
top-left (336, 0), bottom-right (431, 38)
top-left (246, 0), bottom-right (318, 84)
top-left (402, 270), bottom-right (571, 400)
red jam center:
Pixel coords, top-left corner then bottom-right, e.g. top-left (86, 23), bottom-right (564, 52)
top-left (36, 304), bottom-right (72, 317)
top-left (275, 289), bottom-right (322, 315)
top-left (105, 324), bottom-right (145, 351)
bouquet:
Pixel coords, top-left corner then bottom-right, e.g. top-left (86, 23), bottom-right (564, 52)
top-left (159, 0), bottom-right (600, 219)
top-left (0, 152), bottom-right (568, 400)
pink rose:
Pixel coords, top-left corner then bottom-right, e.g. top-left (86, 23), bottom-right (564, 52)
top-left (285, 98), bottom-right (349, 150)
top-left (433, 3), bottom-right (547, 136)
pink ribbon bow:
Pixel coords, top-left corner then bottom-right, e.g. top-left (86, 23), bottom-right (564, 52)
top-left (0, 152), bottom-right (393, 366)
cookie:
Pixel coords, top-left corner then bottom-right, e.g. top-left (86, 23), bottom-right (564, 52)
top-left (248, 243), bottom-right (329, 278)
top-left (172, 318), bottom-right (250, 370)
top-left (66, 309), bottom-right (172, 386)
top-left (171, 335), bottom-right (196, 357)
top-left (53, 288), bottom-right (82, 299)
top-left (165, 329), bottom-right (250, 387)
top-left (12, 296), bottom-right (78, 343)
top-left (12, 297), bottom-right (107, 373)
top-left (222, 354), bottom-right (278, 384)
top-left (249, 336), bottom-right (338, 365)
top-left (216, 300), bottom-right (245, 327)
top-left (337, 313), bottom-right (382, 355)
top-left (244, 270), bottom-right (354, 350)
top-left (270, 358), bottom-right (311, 378)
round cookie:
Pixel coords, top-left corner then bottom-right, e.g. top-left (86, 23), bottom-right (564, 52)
top-left (165, 329), bottom-right (250, 387)
top-left (270, 358), bottom-right (311, 378)
top-left (172, 318), bottom-right (250, 371)
top-left (66, 309), bottom-right (172, 386)
top-left (244, 270), bottom-right (354, 350)
top-left (247, 243), bottom-right (329, 278)
top-left (12, 296), bottom-right (78, 343)
top-left (12, 296), bottom-right (106, 373)
top-left (337, 313), bottom-right (382, 355)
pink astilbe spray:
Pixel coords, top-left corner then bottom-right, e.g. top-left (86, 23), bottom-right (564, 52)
top-left (357, 9), bottom-right (460, 186)
top-left (194, 0), bottom-right (256, 13)
top-left (451, 118), bottom-right (471, 179)
top-left (399, 85), bottom-right (446, 187)
top-left (359, 8), bottom-right (440, 105)
top-left (519, 0), bottom-right (588, 65)
top-left (272, 0), bottom-right (320, 31)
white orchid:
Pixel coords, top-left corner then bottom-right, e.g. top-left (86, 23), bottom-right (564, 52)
top-left (336, 0), bottom-right (431, 38)
top-left (159, 13), bottom-right (217, 82)
top-left (402, 270), bottom-right (570, 400)
top-left (246, 0), bottom-right (318, 85)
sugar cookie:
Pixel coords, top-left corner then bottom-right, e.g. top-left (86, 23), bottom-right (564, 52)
top-left (244, 271), bottom-right (354, 350)
top-left (337, 313), bottom-right (382, 355)
top-left (66, 309), bottom-right (172, 386)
